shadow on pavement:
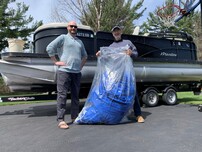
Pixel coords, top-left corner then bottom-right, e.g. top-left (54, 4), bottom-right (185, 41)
top-left (0, 101), bottom-right (153, 124)
top-left (0, 102), bottom-right (85, 117)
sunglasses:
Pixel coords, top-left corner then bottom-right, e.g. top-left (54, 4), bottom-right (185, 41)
top-left (69, 25), bottom-right (78, 28)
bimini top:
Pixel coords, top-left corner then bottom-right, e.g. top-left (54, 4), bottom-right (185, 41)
top-left (35, 22), bottom-right (92, 33)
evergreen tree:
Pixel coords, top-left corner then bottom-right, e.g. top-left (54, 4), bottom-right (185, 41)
top-left (83, 0), bottom-right (145, 33)
top-left (0, 0), bottom-right (42, 52)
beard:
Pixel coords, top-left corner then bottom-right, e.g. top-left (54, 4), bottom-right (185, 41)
top-left (114, 35), bottom-right (121, 41)
top-left (69, 29), bottom-right (77, 35)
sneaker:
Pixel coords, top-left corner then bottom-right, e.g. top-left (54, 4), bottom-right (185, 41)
top-left (136, 116), bottom-right (145, 123)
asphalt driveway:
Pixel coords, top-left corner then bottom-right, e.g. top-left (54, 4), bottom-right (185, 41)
top-left (0, 101), bottom-right (201, 152)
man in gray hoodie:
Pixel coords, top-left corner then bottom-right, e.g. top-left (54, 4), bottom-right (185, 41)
top-left (96, 25), bottom-right (144, 123)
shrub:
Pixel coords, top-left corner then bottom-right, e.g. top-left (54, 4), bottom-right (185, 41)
top-left (0, 77), bottom-right (11, 94)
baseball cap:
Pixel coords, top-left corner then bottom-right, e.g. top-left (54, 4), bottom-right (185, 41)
top-left (111, 25), bottom-right (122, 32)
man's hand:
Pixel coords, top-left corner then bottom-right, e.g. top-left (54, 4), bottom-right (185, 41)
top-left (50, 56), bottom-right (66, 66)
top-left (55, 61), bottom-right (66, 66)
top-left (96, 51), bottom-right (101, 57)
top-left (125, 49), bottom-right (132, 56)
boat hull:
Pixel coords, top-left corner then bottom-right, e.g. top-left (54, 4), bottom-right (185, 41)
top-left (0, 56), bottom-right (202, 92)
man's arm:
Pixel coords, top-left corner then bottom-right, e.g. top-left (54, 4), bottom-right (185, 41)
top-left (128, 40), bottom-right (138, 58)
top-left (80, 57), bottom-right (87, 70)
top-left (46, 35), bottom-right (65, 65)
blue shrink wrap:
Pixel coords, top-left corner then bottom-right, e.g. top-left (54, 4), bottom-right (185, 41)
top-left (75, 46), bottom-right (136, 124)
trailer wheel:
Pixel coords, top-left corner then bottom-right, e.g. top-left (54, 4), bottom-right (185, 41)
top-left (142, 89), bottom-right (159, 107)
top-left (162, 89), bottom-right (177, 105)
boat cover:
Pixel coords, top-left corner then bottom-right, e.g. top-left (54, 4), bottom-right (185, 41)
top-left (75, 46), bottom-right (136, 124)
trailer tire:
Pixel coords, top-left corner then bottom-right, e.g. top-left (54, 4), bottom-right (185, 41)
top-left (142, 89), bottom-right (159, 107)
top-left (162, 89), bottom-right (177, 105)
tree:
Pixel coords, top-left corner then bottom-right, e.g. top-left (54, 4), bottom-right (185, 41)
top-left (51, 0), bottom-right (146, 34)
top-left (0, 0), bottom-right (42, 52)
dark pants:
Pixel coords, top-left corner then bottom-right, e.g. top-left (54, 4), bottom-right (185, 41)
top-left (56, 70), bottom-right (81, 121)
top-left (133, 92), bottom-right (141, 117)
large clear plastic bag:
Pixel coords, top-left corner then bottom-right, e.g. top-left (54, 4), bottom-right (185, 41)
top-left (75, 46), bottom-right (136, 124)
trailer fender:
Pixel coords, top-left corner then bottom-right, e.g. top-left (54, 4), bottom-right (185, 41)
top-left (162, 86), bottom-right (177, 93)
top-left (142, 87), bottom-right (159, 95)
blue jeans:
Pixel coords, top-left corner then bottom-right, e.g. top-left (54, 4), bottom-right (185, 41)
top-left (133, 92), bottom-right (141, 117)
top-left (56, 70), bottom-right (81, 121)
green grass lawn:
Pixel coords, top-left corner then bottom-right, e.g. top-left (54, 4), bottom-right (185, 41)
top-left (0, 91), bottom-right (202, 106)
top-left (177, 92), bottom-right (202, 105)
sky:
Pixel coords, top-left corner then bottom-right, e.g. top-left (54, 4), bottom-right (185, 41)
top-left (14, 0), bottom-right (200, 26)
top-left (14, 0), bottom-right (166, 26)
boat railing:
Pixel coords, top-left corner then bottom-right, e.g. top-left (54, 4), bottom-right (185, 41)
top-left (148, 31), bottom-right (193, 42)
